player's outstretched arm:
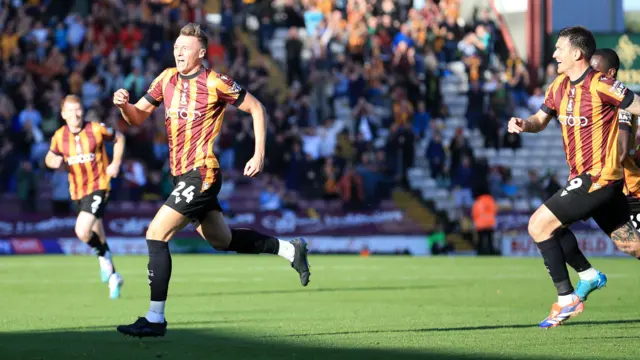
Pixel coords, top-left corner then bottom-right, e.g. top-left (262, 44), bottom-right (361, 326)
top-left (44, 151), bottom-right (63, 169)
top-left (113, 89), bottom-right (156, 126)
top-left (508, 110), bottom-right (553, 134)
top-left (523, 109), bottom-right (553, 133)
top-left (235, 91), bottom-right (267, 177)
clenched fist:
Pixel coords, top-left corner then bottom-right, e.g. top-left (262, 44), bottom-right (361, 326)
top-left (507, 117), bottom-right (525, 134)
top-left (49, 154), bottom-right (64, 169)
top-left (244, 154), bottom-right (264, 178)
top-left (106, 162), bottom-right (120, 178)
top-left (113, 89), bottom-right (130, 108)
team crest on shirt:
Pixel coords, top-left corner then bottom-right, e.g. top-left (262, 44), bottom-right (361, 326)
top-left (566, 87), bottom-right (576, 113)
top-left (566, 99), bottom-right (574, 113)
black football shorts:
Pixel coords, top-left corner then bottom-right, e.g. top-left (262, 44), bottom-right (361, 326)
top-left (545, 174), bottom-right (629, 235)
top-left (627, 195), bottom-right (640, 231)
top-left (75, 190), bottom-right (109, 219)
top-left (164, 167), bottom-right (222, 226)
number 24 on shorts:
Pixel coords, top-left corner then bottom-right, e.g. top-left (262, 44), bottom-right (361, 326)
top-left (172, 181), bottom-right (195, 203)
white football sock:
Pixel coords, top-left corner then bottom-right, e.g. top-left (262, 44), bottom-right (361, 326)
top-left (578, 268), bottom-right (598, 281)
top-left (98, 254), bottom-right (113, 274)
top-left (558, 294), bottom-right (577, 306)
top-left (277, 240), bottom-right (295, 262)
top-left (146, 301), bottom-right (166, 323)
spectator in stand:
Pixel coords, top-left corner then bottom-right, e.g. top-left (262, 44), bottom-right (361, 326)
top-left (505, 50), bottom-right (530, 107)
top-left (499, 171), bottom-right (519, 199)
top-left (322, 157), bottom-right (341, 200)
top-left (51, 166), bottom-right (70, 216)
top-left (485, 71), bottom-right (513, 119)
top-left (356, 152), bottom-right (384, 207)
top-left (448, 128), bottom-right (472, 179)
top-left (502, 128), bottom-right (521, 149)
top-left (122, 158), bottom-right (146, 202)
top-left (285, 27), bottom-right (304, 86)
top-left (543, 62), bottom-right (558, 90)
top-left (17, 160), bottom-right (37, 213)
top-left (527, 87), bottom-right (545, 114)
top-left (260, 178), bottom-right (283, 211)
top-left (526, 170), bottom-right (546, 202)
top-left (19, 101), bottom-right (42, 130)
top-left (387, 123), bottom-right (415, 189)
top-left (413, 101), bottom-right (430, 139)
top-left (544, 172), bottom-right (562, 201)
top-left (466, 79), bottom-right (484, 129)
top-left (480, 108), bottom-right (501, 149)
top-left (452, 155), bottom-right (474, 211)
top-left (0, 0), bottom-right (524, 222)
top-left (337, 164), bottom-right (366, 211)
top-left (426, 131), bottom-right (446, 181)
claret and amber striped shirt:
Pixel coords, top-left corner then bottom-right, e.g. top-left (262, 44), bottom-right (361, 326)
top-left (49, 122), bottom-right (115, 200)
top-left (618, 109), bottom-right (640, 196)
top-left (541, 68), bottom-right (635, 185)
top-left (144, 67), bottom-right (246, 177)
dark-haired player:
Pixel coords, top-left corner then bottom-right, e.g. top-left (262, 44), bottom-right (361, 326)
top-left (46, 95), bottom-right (125, 299)
top-left (508, 26), bottom-right (640, 328)
top-left (113, 23), bottom-right (311, 337)
top-left (547, 48), bottom-right (640, 307)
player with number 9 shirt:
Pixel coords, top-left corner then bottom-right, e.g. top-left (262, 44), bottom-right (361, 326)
top-left (112, 23), bottom-right (311, 338)
top-left (45, 95), bottom-right (125, 299)
top-left (507, 26), bottom-right (640, 328)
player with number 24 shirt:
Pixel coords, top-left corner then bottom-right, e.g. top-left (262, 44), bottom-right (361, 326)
top-left (113, 23), bottom-right (310, 338)
top-left (45, 95), bottom-right (126, 299)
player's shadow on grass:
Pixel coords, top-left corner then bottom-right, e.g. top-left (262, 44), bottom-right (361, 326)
top-left (266, 319), bottom-right (640, 338)
top-left (0, 328), bottom-right (568, 360)
top-left (172, 284), bottom-right (445, 298)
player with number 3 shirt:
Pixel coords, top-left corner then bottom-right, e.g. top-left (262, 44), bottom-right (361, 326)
top-left (45, 95), bottom-right (126, 299)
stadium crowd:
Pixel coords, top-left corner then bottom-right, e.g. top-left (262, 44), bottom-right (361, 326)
top-left (0, 0), bottom-right (553, 216)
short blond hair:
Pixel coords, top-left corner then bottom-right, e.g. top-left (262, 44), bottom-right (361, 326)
top-left (61, 94), bottom-right (81, 108)
top-left (180, 23), bottom-right (208, 49)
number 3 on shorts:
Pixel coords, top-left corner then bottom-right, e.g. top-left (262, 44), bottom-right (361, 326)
top-left (91, 195), bottom-right (102, 214)
top-left (172, 181), bottom-right (196, 203)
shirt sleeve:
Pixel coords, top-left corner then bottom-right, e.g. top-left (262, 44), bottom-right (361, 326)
top-left (49, 132), bottom-right (62, 155)
top-left (594, 76), bottom-right (635, 109)
top-left (213, 73), bottom-right (247, 107)
top-left (97, 122), bottom-right (116, 142)
top-left (143, 69), bottom-right (168, 107)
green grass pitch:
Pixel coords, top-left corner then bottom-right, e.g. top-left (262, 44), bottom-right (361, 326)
top-left (1, 255), bottom-right (639, 359)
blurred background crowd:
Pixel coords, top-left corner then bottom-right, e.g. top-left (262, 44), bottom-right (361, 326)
top-left (0, 0), bottom-right (561, 247)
